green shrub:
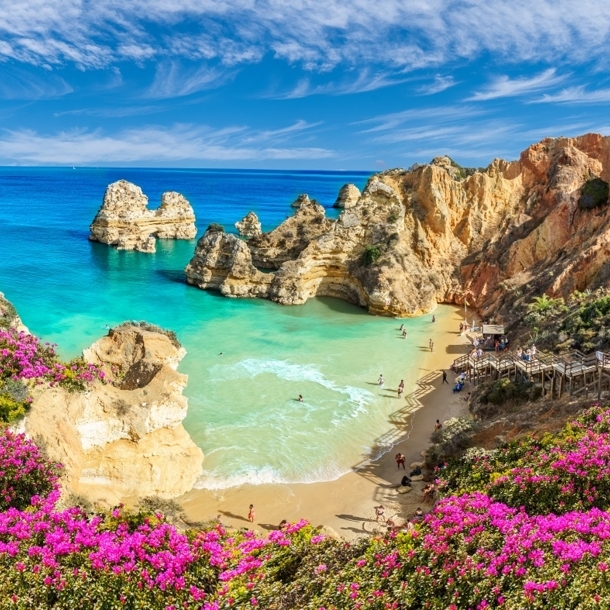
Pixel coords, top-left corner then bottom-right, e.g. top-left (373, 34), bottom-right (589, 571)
top-left (206, 222), bottom-right (225, 233)
top-left (481, 378), bottom-right (542, 406)
top-left (425, 417), bottom-right (475, 466)
top-left (361, 245), bottom-right (381, 266)
top-left (579, 177), bottom-right (609, 209)
top-left (0, 380), bottom-right (29, 424)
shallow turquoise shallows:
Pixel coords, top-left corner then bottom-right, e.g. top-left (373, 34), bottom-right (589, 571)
top-left (0, 167), bottom-right (440, 488)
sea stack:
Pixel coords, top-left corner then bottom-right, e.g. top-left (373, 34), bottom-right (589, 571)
top-left (333, 183), bottom-right (361, 208)
top-left (235, 211), bottom-right (262, 238)
top-left (89, 180), bottom-right (197, 253)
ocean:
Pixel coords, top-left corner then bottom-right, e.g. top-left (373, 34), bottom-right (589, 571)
top-left (0, 167), bottom-right (441, 488)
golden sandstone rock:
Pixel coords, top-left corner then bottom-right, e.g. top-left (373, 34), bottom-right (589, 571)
top-left (89, 180), bottom-right (196, 253)
top-left (185, 133), bottom-right (610, 318)
top-left (24, 324), bottom-right (203, 504)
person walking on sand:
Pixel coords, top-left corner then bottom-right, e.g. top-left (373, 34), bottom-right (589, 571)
top-left (399, 323), bottom-right (404, 331)
top-left (248, 504), bottom-right (255, 523)
top-left (374, 505), bottom-right (386, 523)
top-left (298, 394), bottom-right (303, 402)
top-left (395, 452), bottom-right (406, 469)
top-left (435, 419), bottom-right (442, 431)
top-left (398, 379), bottom-right (405, 397)
top-left (402, 329), bottom-right (407, 339)
top-left (378, 374), bottom-right (385, 386)
top-left (432, 315), bottom-right (436, 323)
top-left (429, 339), bottom-right (434, 352)
top-left (442, 371), bottom-right (448, 384)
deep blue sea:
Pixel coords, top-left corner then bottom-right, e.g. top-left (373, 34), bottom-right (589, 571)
top-left (0, 167), bottom-right (440, 487)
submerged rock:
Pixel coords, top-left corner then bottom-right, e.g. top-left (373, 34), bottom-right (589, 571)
top-left (25, 323), bottom-right (203, 504)
top-left (89, 180), bottom-right (197, 253)
top-left (235, 211), bottom-right (262, 238)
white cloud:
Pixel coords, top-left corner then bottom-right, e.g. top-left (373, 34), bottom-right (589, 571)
top-left (273, 70), bottom-right (411, 99)
top-left (418, 75), bottom-right (457, 95)
top-left (146, 61), bottom-right (236, 98)
top-left (466, 69), bottom-right (566, 101)
top-left (0, 122), bottom-right (334, 164)
top-left (356, 106), bottom-right (485, 133)
top-left (0, 65), bottom-right (73, 99)
top-left (532, 85), bottom-right (610, 104)
top-left (1, 1), bottom-right (610, 73)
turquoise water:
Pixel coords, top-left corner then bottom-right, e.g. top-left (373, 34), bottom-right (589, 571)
top-left (0, 167), bottom-right (437, 488)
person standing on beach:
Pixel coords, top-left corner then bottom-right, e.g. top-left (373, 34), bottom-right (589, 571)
top-left (435, 419), bottom-right (442, 431)
top-left (432, 315), bottom-right (436, 323)
top-left (442, 371), bottom-right (448, 384)
top-left (248, 504), bottom-right (255, 523)
top-left (395, 453), bottom-right (406, 469)
top-left (398, 379), bottom-right (404, 397)
top-left (378, 374), bottom-right (385, 386)
top-left (402, 330), bottom-right (407, 339)
top-left (399, 324), bottom-right (404, 331)
top-left (298, 394), bottom-right (303, 402)
top-left (429, 339), bottom-right (434, 352)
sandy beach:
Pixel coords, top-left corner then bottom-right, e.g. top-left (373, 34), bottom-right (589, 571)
top-left (179, 306), bottom-right (472, 538)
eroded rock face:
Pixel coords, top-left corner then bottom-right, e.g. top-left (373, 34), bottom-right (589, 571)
top-left (89, 180), bottom-right (197, 253)
top-left (291, 193), bottom-right (319, 208)
top-left (184, 133), bottom-right (610, 318)
top-left (333, 183), bottom-right (361, 209)
top-left (235, 212), bottom-right (262, 238)
top-left (25, 324), bottom-right (203, 504)
top-left (0, 292), bottom-right (23, 331)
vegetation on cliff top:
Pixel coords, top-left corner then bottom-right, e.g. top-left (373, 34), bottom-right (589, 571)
top-left (0, 328), bottom-right (105, 424)
top-left (114, 321), bottom-right (181, 349)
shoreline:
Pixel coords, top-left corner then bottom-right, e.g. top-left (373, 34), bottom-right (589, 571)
top-left (179, 305), bottom-right (471, 538)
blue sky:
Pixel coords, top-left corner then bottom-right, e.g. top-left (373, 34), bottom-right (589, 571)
top-left (1, 0), bottom-right (610, 169)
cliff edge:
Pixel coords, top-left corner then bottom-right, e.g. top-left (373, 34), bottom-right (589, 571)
top-left (24, 323), bottom-right (203, 504)
top-left (184, 133), bottom-right (610, 318)
top-left (89, 180), bottom-right (197, 253)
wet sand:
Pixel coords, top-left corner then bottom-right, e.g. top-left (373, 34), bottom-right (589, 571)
top-left (178, 306), bottom-right (471, 539)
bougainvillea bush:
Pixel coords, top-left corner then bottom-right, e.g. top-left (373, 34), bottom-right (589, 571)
top-left (0, 328), bottom-right (104, 423)
top-left (440, 405), bottom-right (610, 514)
top-left (5, 407), bottom-right (610, 608)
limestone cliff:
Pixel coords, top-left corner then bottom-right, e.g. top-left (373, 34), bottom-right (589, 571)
top-left (24, 323), bottom-right (203, 504)
top-left (184, 133), bottom-right (610, 318)
top-left (0, 292), bottom-right (24, 330)
top-left (89, 180), bottom-right (197, 253)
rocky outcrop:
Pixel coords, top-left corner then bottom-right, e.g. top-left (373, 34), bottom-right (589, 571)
top-left (291, 193), bottom-right (319, 208)
top-left (89, 180), bottom-right (197, 253)
top-left (184, 133), bottom-right (610, 318)
top-left (24, 324), bottom-right (203, 504)
top-left (235, 212), bottom-right (262, 238)
top-left (333, 183), bottom-right (361, 208)
top-left (0, 292), bottom-right (22, 330)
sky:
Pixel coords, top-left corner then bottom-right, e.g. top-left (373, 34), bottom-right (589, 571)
top-left (1, 0), bottom-right (610, 169)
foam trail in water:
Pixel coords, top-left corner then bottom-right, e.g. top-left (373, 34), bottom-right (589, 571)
top-left (211, 358), bottom-right (374, 411)
top-left (194, 461), bottom-right (351, 490)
